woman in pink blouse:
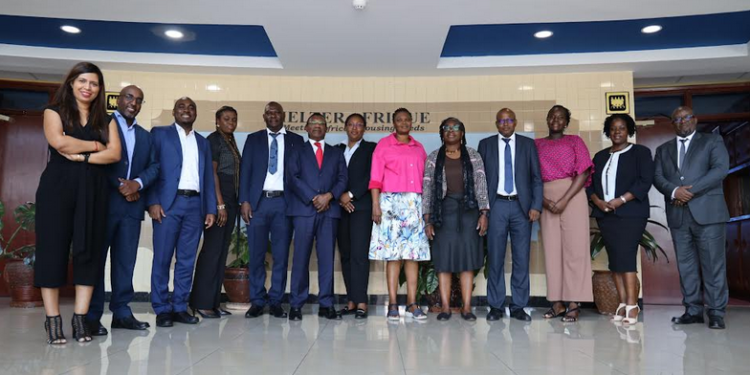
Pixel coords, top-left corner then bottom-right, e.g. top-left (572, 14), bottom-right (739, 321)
top-left (535, 105), bottom-right (594, 323)
top-left (369, 108), bottom-right (430, 321)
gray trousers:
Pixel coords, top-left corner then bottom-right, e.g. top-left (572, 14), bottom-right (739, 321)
top-left (671, 209), bottom-right (728, 317)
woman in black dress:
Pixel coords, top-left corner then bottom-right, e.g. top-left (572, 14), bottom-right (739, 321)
top-left (190, 106), bottom-right (241, 318)
top-left (422, 117), bottom-right (489, 321)
top-left (587, 114), bottom-right (654, 325)
top-left (35, 62), bottom-right (122, 344)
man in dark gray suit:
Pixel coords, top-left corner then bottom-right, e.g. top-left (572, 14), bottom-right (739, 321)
top-left (654, 106), bottom-right (730, 329)
top-left (478, 108), bottom-right (543, 321)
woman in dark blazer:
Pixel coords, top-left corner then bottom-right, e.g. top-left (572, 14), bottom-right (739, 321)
top-left (587, 114), bottom-right (654, 325)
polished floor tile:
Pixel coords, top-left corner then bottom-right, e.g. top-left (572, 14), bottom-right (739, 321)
top-left (1, 301), bottom-right (749, 375)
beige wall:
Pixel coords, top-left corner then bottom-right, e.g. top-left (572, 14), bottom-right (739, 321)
top-left (101, 69), bottom-right (634, 299)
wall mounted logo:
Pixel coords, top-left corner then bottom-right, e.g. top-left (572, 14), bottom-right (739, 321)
top-left (106, 92), bottom-right (120, 114)
top-left (606, 92), bottom-right (630, 114)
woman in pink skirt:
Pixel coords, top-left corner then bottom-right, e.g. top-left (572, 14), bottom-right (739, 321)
top-left (535, 105), bottom-right (594, 323)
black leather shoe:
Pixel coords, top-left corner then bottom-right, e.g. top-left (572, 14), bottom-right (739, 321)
top-left (112, 315), bottom-right (150, 330)
top-left (510, 309), bottom-right (532, 321)
top-left (173, 311), bottom-right (199, 324)
top-left (672, 313), bottom-right (704, 325)
top-left (155, 313), bottom-right (173, 327)
top-left (486, 307), bottom-right (505, 321)
top-left (461, 311), bottom-right (477, 321)
top-left (245, 305), bottom-right (265, 318)
top-left (289, 308), bottom-right (303, 321)
top-left (437, 312), bottom-right (452, 321)
top-left (269, 304), bottom-right (288, 318)
top-left (86, 319), bottom-right (108, 336)
top-left (708, 316), bottom-right (726, 330)
top-left (319, 307), bottom-right (342, 320)
top-left (354, 309), bottom-right (368, 320)
top-left (215, 308), bottom-right (232, 316)
top-left (338, 306), bottom-right (356, 316)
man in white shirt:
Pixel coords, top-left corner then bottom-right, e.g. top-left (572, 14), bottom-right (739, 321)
top-left (654, 106), bottom-right (730, 329)
top-left (239, 102), bottom-right (304, 319)
top-left (147, 97), bottom-right (216, 328)
top-left (478, 108), bottom-right (543, 322)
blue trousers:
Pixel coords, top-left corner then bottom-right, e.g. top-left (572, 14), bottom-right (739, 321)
top-left (248, 196), bottom-right (292, 307)
top-left (151, 196), bottom-right (203, 314)
top-left (486, 199), bottom-right (532, 312)
top-left (88, 215), bottom-right (142, 320)
top-left (290, 215), bottom-right (337, 308)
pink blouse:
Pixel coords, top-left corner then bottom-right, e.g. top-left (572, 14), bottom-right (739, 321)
top-left (369, 133), bottom-right (428, 193)
top-left (534, 135), bottom-right (594, 186)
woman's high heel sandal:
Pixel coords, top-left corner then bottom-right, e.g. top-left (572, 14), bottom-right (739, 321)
top-left (44, 315), bottom-right (66, 345)
top-left (71, 314), bottom-right (92, 342)
top-left (623, 305), bottom-right (640, 325)
top-left (613, 303), bottom-right (627, 321)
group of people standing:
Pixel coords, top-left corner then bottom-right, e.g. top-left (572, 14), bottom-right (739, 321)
top-left (33, 62), bottom-right (730, 346)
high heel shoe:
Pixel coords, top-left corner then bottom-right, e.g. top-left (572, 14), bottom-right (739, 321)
top-left (44, 315), bottom-right (66, 345)
top-left (71, 314), bottom-right (92, 342)
top-left (192, 308), bottom-right (220, 319)
top-left (613, 303), bottom-right (626, 321)
top-left (623, 305), bottom-right (640, 325)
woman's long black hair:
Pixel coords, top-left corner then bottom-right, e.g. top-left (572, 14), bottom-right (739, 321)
top-left (429, 117), bottom-right (478, 227)
top-left (50, 62), bottom-right (109, 142)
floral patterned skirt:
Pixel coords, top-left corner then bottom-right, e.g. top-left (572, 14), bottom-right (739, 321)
top-left (368, 192), bottom-right (431, 261)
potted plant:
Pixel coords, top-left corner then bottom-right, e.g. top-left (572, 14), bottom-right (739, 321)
top-left (590, 211), bottom-right (669, 314)
top-left (223, 225), bottom-right (250, 304)
top-left (0, 201), bottom-right (41, 308)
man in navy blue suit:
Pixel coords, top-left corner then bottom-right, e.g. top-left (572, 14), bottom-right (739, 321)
top-left (86, 86), bottom-right (159, 335)
top-left (147, 97), bottom-right (216, 328)
top-left (478, 108), bottom-right (543, 322)
top-left (286, 113), bottom-right (348, 321)
top-left (240, 102), bottom-right (304, 319)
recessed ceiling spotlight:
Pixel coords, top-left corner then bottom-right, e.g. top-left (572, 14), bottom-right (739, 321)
top-left (534, 30), bottom-right (553, 39)
top-left (165, 29), bottom-right (184, 39)
top-left (206, 84), bottom-right (221, 92)
top-left (61, 25), bottom-right (81, 34)
top-left (641, 25), bottom-right (662, 34)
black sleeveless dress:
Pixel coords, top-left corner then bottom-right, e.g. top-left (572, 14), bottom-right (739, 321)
top-left (34, 107), bottom-right (110, 288)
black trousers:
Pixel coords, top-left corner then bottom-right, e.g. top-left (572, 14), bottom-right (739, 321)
top-left (190, 203), bottom-right (238, 310)
top-left (337, 209), bottom-right (373, 305)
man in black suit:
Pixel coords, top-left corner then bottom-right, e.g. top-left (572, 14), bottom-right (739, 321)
top-left (654, 106), bottom-right (730, 329)
top-left (286, 113), bottom-right (348, 321)
top-left (240, 102), bottom-right (304, 319)
top-left (478, 108), bottom-right (543, 321)
top-left (86, 85), bottom-right (158, 335)
top-left (336, 114), bottom-right (376, 319)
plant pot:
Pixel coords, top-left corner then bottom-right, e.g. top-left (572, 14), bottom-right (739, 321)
top-left (3, 260), bottom-right (43, 308)
top-left (592, 270), bottom-right (641, 315)
top-left (223, 267), bottom-right (250, 304)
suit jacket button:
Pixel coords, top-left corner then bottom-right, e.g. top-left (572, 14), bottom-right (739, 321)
top-left (680, 176), bottom-right (684, 181)
top-left (124, 161), bottom-right (128, 165)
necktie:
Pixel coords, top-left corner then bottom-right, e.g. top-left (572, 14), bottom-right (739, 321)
top-left (269, 133), bottom-right (279, 174)
top-left (503, 138), bottom-right (513, 194)
top-left (678, 138), bottom-right (687, 170)
top-left (315, 142), bottom-right (323, 169)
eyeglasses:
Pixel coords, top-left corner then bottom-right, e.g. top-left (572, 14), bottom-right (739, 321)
top-left (308, 121), bottom-right (326, 126)
top-left (672, 114), bottom-right (694, 124)
top-left (122, 93), bottom-right (144, 105)
top-left (441, 124), bottom-right (461, 132)
top-left (496, 119), bottom-right (515, 125)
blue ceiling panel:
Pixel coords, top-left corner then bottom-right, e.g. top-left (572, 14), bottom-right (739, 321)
top-left (441, 11), bottom-right (750, 57)
top-left (0, 14), bottom-right (277, 57)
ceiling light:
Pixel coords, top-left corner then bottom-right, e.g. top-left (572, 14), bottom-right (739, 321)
top-left (165, 29), bottom-right (184, 39)
top-left (61, 25), bottom-right (80, 34)
top-left (641, 25), bottom-right (662, 34)
top-left (206, 84), bottom-right (221, 92)
top-left (534, 30), bottom-right (553, 39)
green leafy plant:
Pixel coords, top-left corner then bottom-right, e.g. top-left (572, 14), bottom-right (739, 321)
top-left (590, 207), bottom-right (670, 262)
top-left (0, 201), bottom-right (36, 267)
top-left (398, 260), bottom-right (439, 300)
top-left (227, 225), bottom-right (249, 268)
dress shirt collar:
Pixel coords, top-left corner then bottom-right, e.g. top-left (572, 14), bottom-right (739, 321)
top-left (309, 139), bottom-right (325, 151)
top-left (678, 130), bottom-right (696, 143)
top-left (343, 139), bottom-right (362, 150)
top-left (267, 127), bottom-right (287, 136)
top-left (389, 132), bottom-right (417, 146)
top-left (174, 123), bottom-right (194, 136)
top-left (498, 132), bottom-right (516, 143)
top-left (113, 110), bottom-right (137, 129)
